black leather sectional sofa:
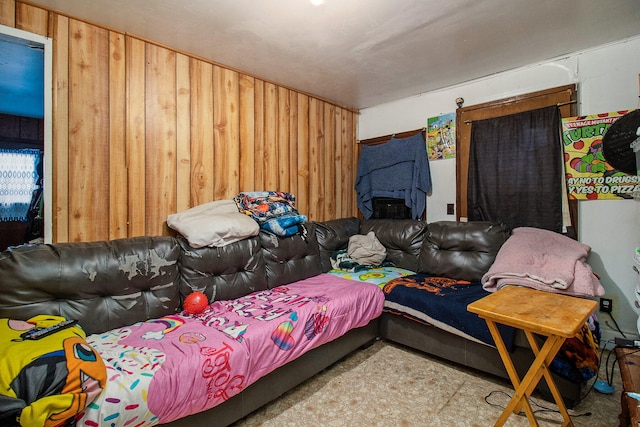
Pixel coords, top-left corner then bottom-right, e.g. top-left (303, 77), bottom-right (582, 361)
top-left (0, 218), bottom-right (587, 426)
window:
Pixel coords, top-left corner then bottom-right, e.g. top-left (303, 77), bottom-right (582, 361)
top-left (0, 148), bottom-right (41, 222)
top-left (456, 84), bottom-right (578, 236)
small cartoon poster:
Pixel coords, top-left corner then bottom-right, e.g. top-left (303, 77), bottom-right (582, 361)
top-left (563, 110), bottom-right (639, 200)
top-left (427, 113), bottom-right (456, 160)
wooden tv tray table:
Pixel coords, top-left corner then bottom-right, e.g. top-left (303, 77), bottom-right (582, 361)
top-left (468, 286), bottom-right (597, 426)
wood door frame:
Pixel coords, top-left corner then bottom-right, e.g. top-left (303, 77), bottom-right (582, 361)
top-left (455, 84), bottom-right (578, 231)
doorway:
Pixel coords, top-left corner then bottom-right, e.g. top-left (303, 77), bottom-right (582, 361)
top-left (0, 24), bottom-right (52, 249)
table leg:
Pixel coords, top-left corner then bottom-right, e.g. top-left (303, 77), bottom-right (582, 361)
top-left (486, 320), bottom-right (574, 427)
top-left (485, 320), bottom-right (538, 426)
top-left (523, 331), bottom-right (573, 426)
top-left (501, 335), bottom-right (566, 426)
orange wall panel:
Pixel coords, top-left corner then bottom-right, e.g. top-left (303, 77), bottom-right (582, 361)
top-left (5, 0), bottom-right (359, 241)
top-left (145, 44), bottom-right (177, 236)
top-left (67, 19), bottom-right (110, 241)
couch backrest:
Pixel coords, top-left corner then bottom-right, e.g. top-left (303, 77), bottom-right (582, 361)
top-left (177, 235), bottom-right (268, 302)
top-left (360, 219), bottom-right (428, 272)
top-left (260, 222), bottom-right (322, 288)
top-left (314, 217), bottom-right (362, 272)
top-left (0, 236), bottom-right (182, 335)
top-left (313, 218), bottom-right (427, 272)
top-left (178, 223), bottom-right (322, 299)
top-left (0, 219), bottom-right (509, 336)
top-left (418, 221), bottom-right (511, 281)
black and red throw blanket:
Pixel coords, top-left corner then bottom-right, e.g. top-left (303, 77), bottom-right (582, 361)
top-left (383, 274), bottom-right (517, 351)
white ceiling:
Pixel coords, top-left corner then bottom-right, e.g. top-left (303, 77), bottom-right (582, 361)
top-left (28, 0), bottom-right (640, 109)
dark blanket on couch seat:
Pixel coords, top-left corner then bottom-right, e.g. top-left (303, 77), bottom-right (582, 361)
top-left (382, 274), bottom-right (601, 385)
top-left (382, 273), bottom-right (516, 351)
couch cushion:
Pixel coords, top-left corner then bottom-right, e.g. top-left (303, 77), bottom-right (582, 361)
top-left (314, 218), bottom-right (361, 272)
top-left (178, 235), bottom-right (267, 301)
top-left (259, 223), bottom-right (322, 288)
top-left (360, 219), bottom-right (427, 272)
top-left (0, 237), bottom-right (182, 335)
top-left (418, 221), bottom-right (511, 281)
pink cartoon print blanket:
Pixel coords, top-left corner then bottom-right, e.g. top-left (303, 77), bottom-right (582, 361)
top-left (77, 274), bottom-right (384, 426)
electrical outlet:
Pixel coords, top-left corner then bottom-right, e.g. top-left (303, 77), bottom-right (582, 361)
top-left (600, 297), bottom-right (613, 313)
top-left (446, 203), bottom-right (454, 215)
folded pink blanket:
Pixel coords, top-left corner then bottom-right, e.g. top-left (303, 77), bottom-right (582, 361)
top-left (481, 227), bottom-right (604, 297)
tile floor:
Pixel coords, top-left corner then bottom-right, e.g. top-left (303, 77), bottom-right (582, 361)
top-left (232, 340), bottom-right (623, 427)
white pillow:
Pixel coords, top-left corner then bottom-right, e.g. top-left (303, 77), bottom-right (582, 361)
top-left (167, 200), bottom-right (259, 248)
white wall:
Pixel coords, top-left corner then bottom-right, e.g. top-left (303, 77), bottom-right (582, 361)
top-left (359, 36), bottom-right (640, 342)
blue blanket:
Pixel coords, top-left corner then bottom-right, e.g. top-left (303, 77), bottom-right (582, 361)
top-left (355, 133), bottom-right (432, 219)
top-left (234, 191), bottom-right (307, 237)
top-left (383, 273), bottom-right (601, 384)
top-left (382, 274), bottom-right (516, 350)
top-left (261, 213), bottom-right (308, 237)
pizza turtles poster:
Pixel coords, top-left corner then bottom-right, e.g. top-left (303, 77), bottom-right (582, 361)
top-left (563, 110), bottom-right (639, 200)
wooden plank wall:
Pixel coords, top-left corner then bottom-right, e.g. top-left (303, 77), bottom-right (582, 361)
top-left (1, 0), bottom-right (358, 242)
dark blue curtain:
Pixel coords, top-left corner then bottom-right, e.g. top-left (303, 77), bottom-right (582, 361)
top-left (468, 106), bottom-right (563, 232)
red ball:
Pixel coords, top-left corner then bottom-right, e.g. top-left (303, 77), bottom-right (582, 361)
top-left (184, 291), bottom-right (209, 314)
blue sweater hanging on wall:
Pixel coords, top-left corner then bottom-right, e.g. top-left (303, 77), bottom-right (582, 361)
top-left (355, 132), bottom-right (432, 219)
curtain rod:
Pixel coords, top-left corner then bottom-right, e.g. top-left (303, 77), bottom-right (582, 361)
top-left (358, 127), bottom-right (426, 145)
top-left (463, 100), bottom-right (577, 124)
